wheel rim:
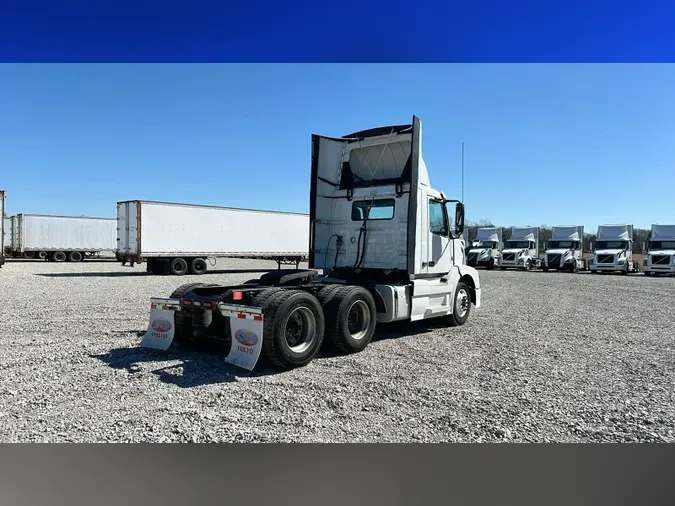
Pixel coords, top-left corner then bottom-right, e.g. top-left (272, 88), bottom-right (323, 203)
top-left (455, 288), bottom-right (469, 318)
top-left (284, 306), bottom-right (316, 354)
top-left (347, 300), bottom-right (371, 340)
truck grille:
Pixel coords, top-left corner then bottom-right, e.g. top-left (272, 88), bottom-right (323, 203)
top-left (597, 254), bottom-right (614, 264)
top-left (502, 253), bottom-right (515, 262)
top-left (547, 254), bottom-right (561, 268)
top-left (651, 255), bottom-right (671, 265)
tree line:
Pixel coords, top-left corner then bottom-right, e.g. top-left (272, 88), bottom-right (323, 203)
top-left (465, 220), bottom-right (651, 254)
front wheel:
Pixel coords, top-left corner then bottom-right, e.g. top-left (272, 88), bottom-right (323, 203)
top-left (445, 281), bottom-right (471, 327)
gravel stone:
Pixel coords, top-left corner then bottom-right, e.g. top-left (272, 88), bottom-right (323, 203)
top-left (0, 258), bottom-right (674, 442)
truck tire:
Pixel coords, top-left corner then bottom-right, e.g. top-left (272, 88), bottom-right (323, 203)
top-left (169, 282), bottom-right (213, 348)
top-left (68, 251), bottom-right (83, 262)
top-left (189, 258), bottom-right (208, 275)
top-left (486, 258), bottom-right (495, 270)
top-left (51, 251), bottom-right (66, 263)
top-left (258, 290), bottom-right (325, 369)
top-left (170, 257), bottom-right (188, 276)
top-left (24, 251), bottom-right (36, 259)
top-left (323, 285), bottom-right (377, 354)
top-left (37, 252), bottom-right (47, 260)
top-left (445, 281), bottom-right (471, 327)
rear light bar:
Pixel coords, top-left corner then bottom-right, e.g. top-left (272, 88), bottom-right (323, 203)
top-left (181, 298), bottom-right (214, 309)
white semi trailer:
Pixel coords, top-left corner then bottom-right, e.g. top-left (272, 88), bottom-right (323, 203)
top-left (541, 225), bottom-right (587, 272)
top-left (643, 224), bottom-right (675, 276)
top-left (499, 226), bottom-right (540, 271)
top-left (138, 115), bottom-right (482, 371)
top-left (589, 224), bottom-right (638, 275)
top-left (0, 190), bottom-right (5, 268)
top-left (466, 227), bottom-right (502, 269)
top-left (116, 200), bottom-right (309, 275)
top-left (9, 213), bottom-right (117, 262)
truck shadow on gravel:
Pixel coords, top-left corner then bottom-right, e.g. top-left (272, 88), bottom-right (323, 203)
top-left (35, 268), bottom-right (274, 278)
top-left (91, 320), bottom-right (448, 388)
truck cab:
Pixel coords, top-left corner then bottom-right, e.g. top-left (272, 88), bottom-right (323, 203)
top-left (466, 227), bottom-right (502, 270)
top-left (643, 224), bottom-right (675, 276)
top-left (141, 116), bottom-right (482, 372)
top-left (541, 225), bottom-right (587, 272)
top-left (499, 226), bottom-right (539, 271)
top-left (588, 224), bottom-right (638, 275)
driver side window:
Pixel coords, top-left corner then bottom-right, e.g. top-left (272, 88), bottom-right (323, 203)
top-left (429, 200), bottom-right (448, 236)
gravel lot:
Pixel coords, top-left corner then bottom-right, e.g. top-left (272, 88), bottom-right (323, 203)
top-left (0, 258), bottom-right (674, 442)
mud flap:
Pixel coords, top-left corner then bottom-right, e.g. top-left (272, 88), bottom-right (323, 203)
top-left (140, 298), bottom-right (180, 351)
top-left (218, 303), bottom-right (264, 371)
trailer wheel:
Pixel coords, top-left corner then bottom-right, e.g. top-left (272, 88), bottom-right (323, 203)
top-left (23, 251), bottom-right (36, 259)
top-left (51, 251), bottom-right (66, 263)
top-left (323, 286), bottom-right (377, 354)
top-left (37, 252), bottom-right (47, 260)
top-left (170, 258), bottom-right (188, 276)
top-left (67, 251), bottom-right (83, 262)
top-left (169, 282), bottom-right (211, 347)
top-left (189, 258), bottom-right (207, 275)
top-left (259, 290), bottom-right (325, 369)
top-left (445, 281), bottom-right (471, 327)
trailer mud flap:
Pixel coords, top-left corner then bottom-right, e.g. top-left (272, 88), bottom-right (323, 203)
top-left (218, 303), bottom-right (264, 371)
top-left (141, 298), bottom-right (180, 351)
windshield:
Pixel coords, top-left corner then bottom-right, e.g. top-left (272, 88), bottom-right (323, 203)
top-left (505, 241), bottom-right (530, 249)
top-left (650, 240), bottom-right (675, 250)
top-left (474, 241), bottom-right (494, 249)
top-left (548, 240), bottom-right (577, 249)
top-left (596, 240), bottom-right (627, 250)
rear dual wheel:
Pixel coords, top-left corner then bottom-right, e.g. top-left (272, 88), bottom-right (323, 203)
top-left (253, 289), bottom-right (325, 369)
top-left (169, 257), bottom-right (208, 275)
top-left (253, 285), bottom-right (378, 369)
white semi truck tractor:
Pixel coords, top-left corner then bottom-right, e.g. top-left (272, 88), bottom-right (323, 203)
top-left (643, 224), bottom-right (675, 276)
top-left (541, 225), bottom-right (587, 272)
top-left (588, 224), bottom-right (638, 275)
top-left (499, 226), bottom-right (540, 271)
top-left (137, 115), bottom-right (482, 371)
top-left (466, 227), bottom-right (502, 270)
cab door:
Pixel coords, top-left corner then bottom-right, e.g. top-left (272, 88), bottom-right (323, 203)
top-left (425, 195), bottom-right (452, 276)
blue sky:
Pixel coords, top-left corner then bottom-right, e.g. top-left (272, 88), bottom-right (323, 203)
top-left (1, 64), bottom-right (673, 232)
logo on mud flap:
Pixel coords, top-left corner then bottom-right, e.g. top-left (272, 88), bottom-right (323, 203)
top-left (152, 319), bottom-right (172, 333)
top-left (235, 329), bottom-right (259, 347)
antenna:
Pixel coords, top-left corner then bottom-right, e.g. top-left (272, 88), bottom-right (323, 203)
top-left (461, 141), bottom-right (465, 203)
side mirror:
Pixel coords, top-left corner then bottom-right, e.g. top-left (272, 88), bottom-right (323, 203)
top-left (454, 202), bottom-right (464, 235)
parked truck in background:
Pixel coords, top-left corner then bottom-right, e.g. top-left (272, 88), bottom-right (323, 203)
top-left (643, 224), bottom-right (675, 276)
top-left (499, 226), bottom-right (540, 271)
top-left (138, 115), bottom-right (481, 372)
top-left (589, 224), bottom-right (638, 275)
top-left (466, 227), bottom-right (502, 269)
top-left (0, 190), bottom-right (5, 268)
top-left (9, 213), bottom-right (117, 262)
top-left (541, 225), bottom-right (587, 272)
top-left (117, 200), bottom-right (309, 275)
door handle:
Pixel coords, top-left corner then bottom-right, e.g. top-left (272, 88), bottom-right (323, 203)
top-left (428, 261), bottom-right (435, 267)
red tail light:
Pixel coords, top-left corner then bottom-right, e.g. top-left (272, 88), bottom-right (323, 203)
top-left (203, 301), bottom-right (212, 308)
top-left (232, 291), bottom-right (243, 301)
top-left (182, 299), bottom-right (191, 305)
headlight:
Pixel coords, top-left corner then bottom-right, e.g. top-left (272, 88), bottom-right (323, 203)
top-left (618, 258), bottom-right (626, 264)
